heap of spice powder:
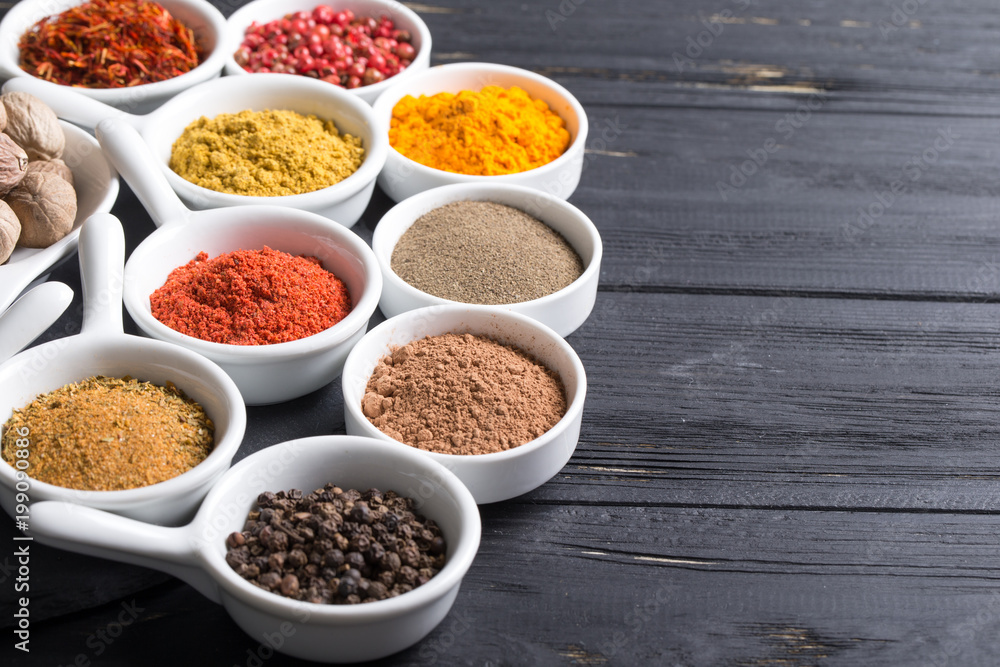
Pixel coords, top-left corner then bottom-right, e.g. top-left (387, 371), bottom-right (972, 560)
top-left (362, 333), bottom-right (567, 455)
top-left (150, 246), bottom-right (353, 346)
top-left (18, 0), bottom-right (203, 88)
top-left (169, 109), bottom-right (365, 196)
top-left (0, 376), bottom-right (214, 491)
top-left (391, 201), bottom-right (584, 304)
top-left (389, 86), bottom-right (571, 176)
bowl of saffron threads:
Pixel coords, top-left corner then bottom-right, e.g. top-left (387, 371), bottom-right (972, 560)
top-left (0, 0), bottom-right (228, 114)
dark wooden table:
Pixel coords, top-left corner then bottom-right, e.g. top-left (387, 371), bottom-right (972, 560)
top-left (6, 0), bottom-right (1000, 664)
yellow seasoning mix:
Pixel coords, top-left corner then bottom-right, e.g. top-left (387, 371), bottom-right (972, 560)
top-left (389, 85), bottom-right (571, 176)
top-left (1, 375), bottom-right (215, 491)
top-left (169, 109), bottom-right (365, 196)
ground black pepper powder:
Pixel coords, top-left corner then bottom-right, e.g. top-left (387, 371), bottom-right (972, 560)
top-left (225, 484), bottom-right (445, 604)
top-left (390, 200), bottom-right (584, 304)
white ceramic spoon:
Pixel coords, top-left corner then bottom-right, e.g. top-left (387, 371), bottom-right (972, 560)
top-left (0, 281), bottom-right (73, 363)
top-left (95, 117), bottom-right (381, 406)
top-left (28, 435), bottom-right (482, 663)
top-left (0, 213), bottom-right (246, 525)
top-left (1, 73), bottom-right (387, 226)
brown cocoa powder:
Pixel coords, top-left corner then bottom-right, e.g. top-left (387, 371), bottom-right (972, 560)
top-left (361, 333), bottom-right (567, 455)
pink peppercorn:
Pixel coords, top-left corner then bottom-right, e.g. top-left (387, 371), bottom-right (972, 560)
top-left (236, 4), bottom-right (415, 89)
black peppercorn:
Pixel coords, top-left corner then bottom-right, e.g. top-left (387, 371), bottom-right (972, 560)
top-left (224, 483), bottom-right (446, 605)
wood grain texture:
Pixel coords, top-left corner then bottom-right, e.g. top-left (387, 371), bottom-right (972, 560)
top-left (5, 0), bottom-right (1000, 666)
top-left (18, 506), bottom-right (1000, 666)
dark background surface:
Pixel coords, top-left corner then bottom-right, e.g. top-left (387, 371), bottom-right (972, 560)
top-left (5, 0), bottom-right (1000, 665)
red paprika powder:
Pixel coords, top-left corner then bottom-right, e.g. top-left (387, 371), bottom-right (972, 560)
top-left (150, 246), bottom-right (352, 345)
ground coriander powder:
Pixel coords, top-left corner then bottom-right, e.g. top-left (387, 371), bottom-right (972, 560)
top-left (391, 201), bottom-right (584, 305)
top-left (169, 108), bottom-right (365, 196)
top-left (362, 332), bottom-right (567, 455)
top-left (1, 375), bottom-right (215, 491)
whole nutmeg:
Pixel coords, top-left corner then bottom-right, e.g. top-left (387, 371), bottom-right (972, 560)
top-left (5, 171), bottom-right (76, 248)
top-left (0, 133), bottom-right (28, 196)
top-left (0, 199), bottom-right (19, 264)
top-left (1, 91), bottom-right (64, 161)
top-left (26, 158), bottom-right (73, 188)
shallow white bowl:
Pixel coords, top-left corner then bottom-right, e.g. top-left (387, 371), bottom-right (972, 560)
top-left (224, 0), bottom-right (432, 106)
top-left (0, 0), bottom-right (227, 114)
top-left (2, 73), bottom-right (387, 227)
top-left (342, 305), bottom-right (586, 504)
top-left (0, 121), bottom-right (118, 316)
top-left (97, 118), bottom-right (382, 405)
top-left (0, 214), bottom-right (246, 526)
top-left (373, 62), bottom-right (588, 203)
top-left (29, 435), bottom-right (481, 663)
top-left (373, 183), bottom-right (602, 337)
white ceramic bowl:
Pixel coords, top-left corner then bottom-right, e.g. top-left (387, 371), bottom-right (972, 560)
top-left (0, 121), bottom-right (118, 315)
top-left (97, 118), bottom-right (382, 405)
top-left (0, 0), bottom-right (227, 114)
top-left (373, 62), bottom-right (588, 203)
top-left (29, 435), bottom-right (481, 663)
top-left (224, 0), bottom-right (432, 106)
top-left (2, 73), bottom-right (388, 227)
top-left (342, 305), bottom-right (586, 504)
top-left (0, 214), bottom-right (247, 526)
top-left (373, 183), bottom-right (602, 337)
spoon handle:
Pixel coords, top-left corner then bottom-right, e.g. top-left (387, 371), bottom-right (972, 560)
top-left (0, 282), bottom-right (73, 362)
top-left (95, 118), bottom-right (192, 228)
top-left (0, 77), bottom-right (146, 132)
top-left (78, 213), bottom-right (125, 337)
top-left (30, 501), bottom-right (222, 604)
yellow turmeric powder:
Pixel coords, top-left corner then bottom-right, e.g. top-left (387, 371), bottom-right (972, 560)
top-left (388, 85), bottom-right (571, 176)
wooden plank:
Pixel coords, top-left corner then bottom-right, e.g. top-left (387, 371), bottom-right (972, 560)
top-left (564, 105), bottom-right (1000, 298)
top-left (20, 505), bottom-right (1000, 666)
top-left (550, 292), bottom-right (1000, 511)
top-left (409, 0), bottom-right (1000, 115)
